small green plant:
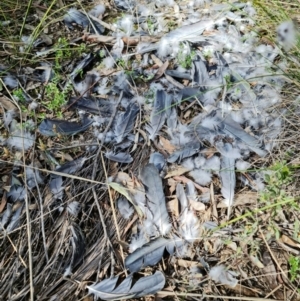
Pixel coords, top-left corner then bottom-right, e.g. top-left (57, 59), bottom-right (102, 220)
top-left (54, 37), bottom-right (87, 70)
top-left (42, 73), bottom-right (71, 117)
top-left (116, 58), bottom-right (129, 69)
top-left (99, 49), bottom-right (106, 58)
top-left (44, 83), bottom-right (65, 117)
top-left (259, 162), bottom-right (297, 238)
top-left (177, 44), bottom-right (196, 69)
top-left (289, 256), bottom-right (300, 282)
top-left (146, 18), bottom-right (155, 34)
top-left (13, 88), bottom-right (26, 102)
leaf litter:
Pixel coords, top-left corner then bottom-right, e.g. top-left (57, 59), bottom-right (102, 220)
top-left (0, 0), bottom-right (299, 300)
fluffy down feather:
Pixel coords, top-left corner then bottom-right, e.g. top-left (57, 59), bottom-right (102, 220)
top-left (189, 169), bottom-right (212, 186)
top-left (209, 265), bottom-right (238, 287)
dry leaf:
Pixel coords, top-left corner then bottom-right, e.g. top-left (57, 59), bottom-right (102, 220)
top-left (154, 60), bottom-right (169, 80)
top-left (173, 176), bottom-right (210, 193)
top-left (0, 96), bottom-right (17, 111)
top-left (167, 178), bottom-right (177, 195)
top-left (122, 35), bottom-right (159, 46)
top-left (83, 34), bottom-right (116, 43)
top-left (189, 200), bottom-right (205, 211)
top-left (218, 192), bottom-right (258, 208)
top-left (165, 166), bottom-right (189, 179)
top-left (0, 192), bottom-right (7, 213)
top-left (280, 234), bottom-right (300, 249)
top-left (177, 259), bottom-right (199, 268)
top-left (159, 136), bottom-right (176, 153)
top-left (151, 54), bottom-right (163, 66)
top-left (167, 197), bottom-right (179, 216)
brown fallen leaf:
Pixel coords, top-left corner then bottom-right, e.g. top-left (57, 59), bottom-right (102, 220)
top-left (189, 200), bottom-right (205, 211)
top-left (173, 176), bottom-right (210, 193)
top-left (0, 192), bottom-right (7, 213)
top-left (165, 74), bottom-right (184, 89)
top-left (167, 178), bottom-right (177, 195)
top-left (159, 136), bottom-right (176, 153)
top-left (0, 96), bottom-right (17, 111)
top-left (280, 234), bottom-right (300, 249)
top-left (122, 35), bottom-right (159, 46)
top-left (177, 259), bottom-right (200, 268)
top-left (83, 33), bottom-right (115, 44)
top-left (164, 166), bottom-right (190, 179)
top-left (154, 60), bottom-right (169, 80)
top-left (167, 197), bottom-right (179, 216)
top-left (217, 191), bottom-right (258, 208)
top-left (151, 54), bottom-right (163, 66)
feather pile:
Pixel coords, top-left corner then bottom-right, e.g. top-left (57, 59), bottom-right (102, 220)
top-left (0, 0), bottom-right (295, 299)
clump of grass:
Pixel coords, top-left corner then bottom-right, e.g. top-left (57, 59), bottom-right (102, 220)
top-left (289, 255), bottom-right (300, 282)
top-left (42, 73), bottom-right (71, 118)
top-left (176, 44), bottom-right (196, 69)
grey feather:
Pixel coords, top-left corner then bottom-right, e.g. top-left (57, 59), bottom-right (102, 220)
top-left (87, 271), bottom-right (165, 300)
top-left (64, 223), bottom-right (86, 276)
top-left (105, 151), bottom-right (133, 163)
top-left (6, 204), bottom-right (24, 233)
top-left (50, 176), bottom-right (64, 199)
top-left (7, 184), bottom-right (26, 202)
top-left (70, 53), bottom-right (95, 79)
top-left (0, 204), bottom-right (12, 230)
top-left (125, 237), bottom-right (183, 272)
top-left (165, 20), bottom-right (215, 41)
top-left (64, 8), bottom-right (104, 34)
top-left (165, 70), bottom-right (192, 80)
top-left (114, 103), bottom-right (139, 143)
top-left (176, 183), bottom-right (188, 214)
top-left (140, 164), bottom-right (171, 235)
top-left (26, 165), bottom-right (44, 190)
top-left (117, 197), bottom-right (134, 219)
top-left (220, 115), bottom-right (267, 157)
top-left (56, 157), bottom-right (87, 175)
top-left (67, 96), bottom-right (113, 116)
top-left (145, 90), bottom-right (167, 141)
top-left (38, 117), bottom-right (93, 137)
top-left (192, 57), bottom-right (209, 85)
top-left (149, 152), bottom-right (166, 172)
top-left (220, 145), bottom-right (236, 217)
top-left (50, 157), bottom-right (86, 199)
top-left (167, 141), bottom-right (201, 163)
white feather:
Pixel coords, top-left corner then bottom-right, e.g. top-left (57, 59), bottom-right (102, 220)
top-left (193, 156), bottom-right (206, 169)
top-left (186, 181), bottom-right (197, 202)
top-left (277, 21), bottom-right (297, 51)
top-left (180, 211), bottom-right (200, 242)
top-left (89, 4), bottom-right (105, 17)
top-left (203, 156), bottom-right (220, 174)
top-left (235, 160), bottom-right (251, 171)
top-left (129, 230), bottom-right (149, 253)
top-left (120, 15), bottom-right (133, 36)
top-left (209, 265), bottom-right (238, 287)
top-left (103, 56), bottom-right (115, 69)
top-left (6, 121), bottom-right (35, 151)
top-left (67, 201), bottom-right (81, 217)
top-left (181, 158), bottom-right (195, 171)
top-left (189, 169), bottom-right (212, 186)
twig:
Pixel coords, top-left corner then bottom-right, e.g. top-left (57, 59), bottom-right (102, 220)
top-left (157, 291), bottom-right (283, 301)
top-left (7, 235), bottom-right (28, 268)
top-left (100, 151), bottom-right (127, 274)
